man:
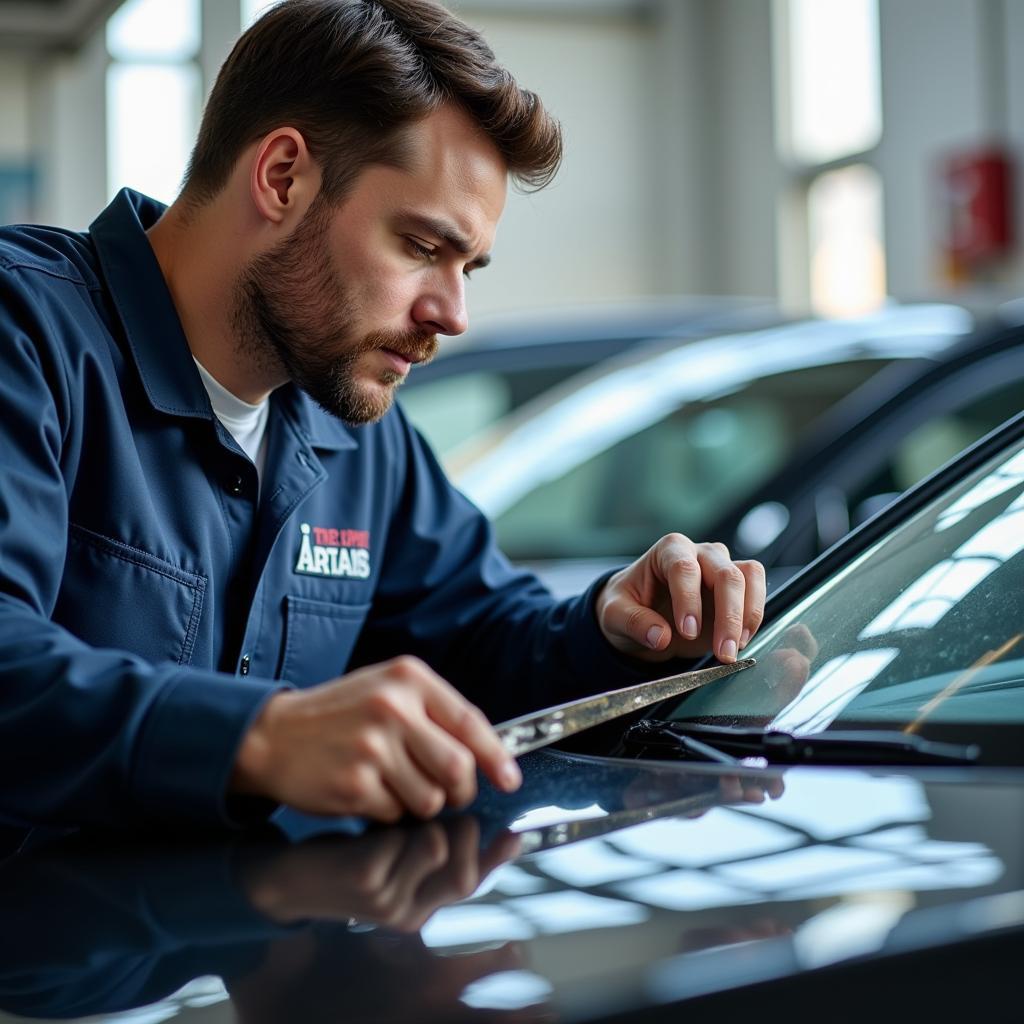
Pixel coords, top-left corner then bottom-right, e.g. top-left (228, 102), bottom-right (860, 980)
top-left (0, 0), bottom-right (765, 827)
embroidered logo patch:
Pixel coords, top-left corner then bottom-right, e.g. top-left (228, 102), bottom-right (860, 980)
top-left (294, 523), bottom-right (371, 579)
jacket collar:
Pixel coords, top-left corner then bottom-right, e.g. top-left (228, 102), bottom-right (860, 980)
top-left (90, 189), bottom-right (211, 419)
top-left (89, 189), bottom-right (356, 451)
top-left (273, 384), bottom-right (360, 453)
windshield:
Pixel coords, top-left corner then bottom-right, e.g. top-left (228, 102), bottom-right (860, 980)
top-left (661, 430), bottom-right (1024, 757)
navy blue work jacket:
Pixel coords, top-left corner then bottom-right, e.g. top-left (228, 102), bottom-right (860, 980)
top-left (0, 190), bottom-right (644, 828)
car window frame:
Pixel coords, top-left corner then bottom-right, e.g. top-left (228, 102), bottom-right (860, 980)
top-left (715, 327), bottom-right (1024, 568)
top-left (752, 408), bottom-right (1024, 628)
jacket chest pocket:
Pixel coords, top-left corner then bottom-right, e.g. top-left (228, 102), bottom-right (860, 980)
top-left (54, 525), bottom-right (206, 666)
top-left (279, 595), bottom-right (371, 685)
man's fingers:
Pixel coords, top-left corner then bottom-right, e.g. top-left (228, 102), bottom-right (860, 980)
top-left (781, 622), bottom-right (819, 661)
top-left (375, 656), bottom-right (520, 800)
top-left (415, 675), bottom-right (522, 795)
top-left (384, 742), bottom-right (449, 819)
top-left (416, 816), bottom-right (484, 912)
top-left (737, 559), bottom-right (766, 649)
top-left (593, 535), bottom-right (766, 665)
top-left (372, 824), bottom-right (451, 931)
top-left (405, 716), bottom-right (481, 808)
top-left (598, 595), bottom-right (676, 653)
top-left (236, 656), bottom-right (524, 821)
top-left (352, 776), bottom-right (405, 823)
top-left (655, 536), bottom-right (703, 641)
top-left (696, 544), bottom-right (747, 663)
top-left (480, 830), bottom-right (523, 875)
top-left (651, 537), bottom-right (764, 659)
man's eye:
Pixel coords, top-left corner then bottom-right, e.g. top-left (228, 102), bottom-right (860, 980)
top-left (405, 238), bottom-right (435, 260)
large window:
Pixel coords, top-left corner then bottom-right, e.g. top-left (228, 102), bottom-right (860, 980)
top-left (807, 164), bottom-right (886, 319)
top-left (774, 0), bottom-right (885, 316)
top-left (106, 0), bottom-right (202, 204)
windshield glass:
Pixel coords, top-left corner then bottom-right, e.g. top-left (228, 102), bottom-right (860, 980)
top-left (662, 430), bottom-right (1024, 753)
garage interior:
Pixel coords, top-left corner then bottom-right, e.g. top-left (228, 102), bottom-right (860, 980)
top-left (3, 0), bottom-right (1024, 326)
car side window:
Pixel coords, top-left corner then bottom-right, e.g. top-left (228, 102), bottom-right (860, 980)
top-left (494, 359), bottom-right (889, 561)
top-left (402, 366), bottom-right (594, 456)
top-left (400, 372), bottom-right (511, 455)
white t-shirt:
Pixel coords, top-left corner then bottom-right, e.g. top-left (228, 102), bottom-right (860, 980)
top-left (193, 357), bottom-right (270, 486)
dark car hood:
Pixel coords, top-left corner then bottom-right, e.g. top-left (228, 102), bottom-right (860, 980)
top-left (2, 751), bottom-right (1023, 1023)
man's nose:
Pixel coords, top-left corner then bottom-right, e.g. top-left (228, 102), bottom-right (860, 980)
top-left (412, 273), bottom-right (469, 337)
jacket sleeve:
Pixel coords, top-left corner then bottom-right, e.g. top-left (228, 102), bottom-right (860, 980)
top-left (0, 269), bottom-right (278, 827)
top-left (349, 407), bottom-right (663, 722)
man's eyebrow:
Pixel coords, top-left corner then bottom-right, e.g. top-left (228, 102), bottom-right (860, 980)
top-left (403, 213), bottom-right (492, 269)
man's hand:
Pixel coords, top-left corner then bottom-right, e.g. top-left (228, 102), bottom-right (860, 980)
top-left (231, 656), bottom-right (522, 821)
top-left (595, 534), bottom-right (766, 663)
top-left (244, 818), bottom-right (521, 933)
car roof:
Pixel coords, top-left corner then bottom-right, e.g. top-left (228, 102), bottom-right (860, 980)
top-left (405, 296), bottom-right (783, 384)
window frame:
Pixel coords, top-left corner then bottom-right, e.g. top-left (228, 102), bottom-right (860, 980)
top-left (772, 0), bottom-right (886, 314)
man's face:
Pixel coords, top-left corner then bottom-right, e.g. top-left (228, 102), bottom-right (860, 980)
top-left (233, 105), bottom-right (507, 423)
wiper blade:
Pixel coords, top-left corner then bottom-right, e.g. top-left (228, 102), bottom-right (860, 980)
top-left (623, 720), bottom-right (980, 766)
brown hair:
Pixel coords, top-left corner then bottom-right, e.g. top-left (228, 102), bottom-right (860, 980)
top-left (181, 0), bottom-right (561, 206)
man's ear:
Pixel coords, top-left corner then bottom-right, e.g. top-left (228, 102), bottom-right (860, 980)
top-left (250, 128), bottom-right (320, 226)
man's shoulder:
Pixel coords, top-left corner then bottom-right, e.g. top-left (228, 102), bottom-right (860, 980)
top-left (0, 221), bottom-right (101, 294)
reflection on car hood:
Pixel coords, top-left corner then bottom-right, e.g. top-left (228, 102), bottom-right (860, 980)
top-left (2, 751), bottom-right (1023, 1023)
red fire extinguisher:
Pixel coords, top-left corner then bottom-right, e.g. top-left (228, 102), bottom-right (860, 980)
top-left (940, 147), bottom-right (1015, 284)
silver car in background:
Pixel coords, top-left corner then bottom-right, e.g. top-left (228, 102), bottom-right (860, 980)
top-left (436, 304), bottom-right (974, 596)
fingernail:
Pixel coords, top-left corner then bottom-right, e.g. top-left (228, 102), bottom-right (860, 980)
top-left (683, 615), bottom-right (699, 639)
top-left (501, 761), bottom-right (522, 792)
top-left (646, 626), bottom-right (664, 649)
top-left (721, 639), bottom-right (738, 662)
top-left (740, 629), bottom-right (751, 648)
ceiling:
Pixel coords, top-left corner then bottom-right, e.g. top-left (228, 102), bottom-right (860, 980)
top-left (0, 0), bottom-right (653, 53)
top-left (0, 0), bottom-right (126, 51)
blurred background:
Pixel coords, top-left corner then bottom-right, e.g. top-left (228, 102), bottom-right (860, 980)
top-left (5, 0), bottom-right (1024, 596)
top-left (2, 0), bottom-right (1024, 323)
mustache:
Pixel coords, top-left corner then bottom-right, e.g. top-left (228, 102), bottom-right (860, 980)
top-left (361, 329), bottom-right (438, 366)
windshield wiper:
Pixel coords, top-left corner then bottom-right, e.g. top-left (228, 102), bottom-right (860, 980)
top-left (622, 719), bottom-right (980, 766)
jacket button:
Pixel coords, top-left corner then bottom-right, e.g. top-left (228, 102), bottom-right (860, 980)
top-left (228, 474), bottom-right (244, 495)
top-left (239, 654), bottom-right (251, 676)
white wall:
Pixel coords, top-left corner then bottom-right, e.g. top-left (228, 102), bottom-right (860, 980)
top-left (875, 0), bottom-right (992, 300)
top-left (702, 0), bottom-right (780, 299)
top-left (455, 0), bottom-right (784, 311)
top-left (32, 30), bottom-right (108, 230)
top-left (447, 8), bottom-right (669, 318)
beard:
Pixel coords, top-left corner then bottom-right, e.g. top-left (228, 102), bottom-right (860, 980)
top-left (231, 197), bottom-right (437, 424)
